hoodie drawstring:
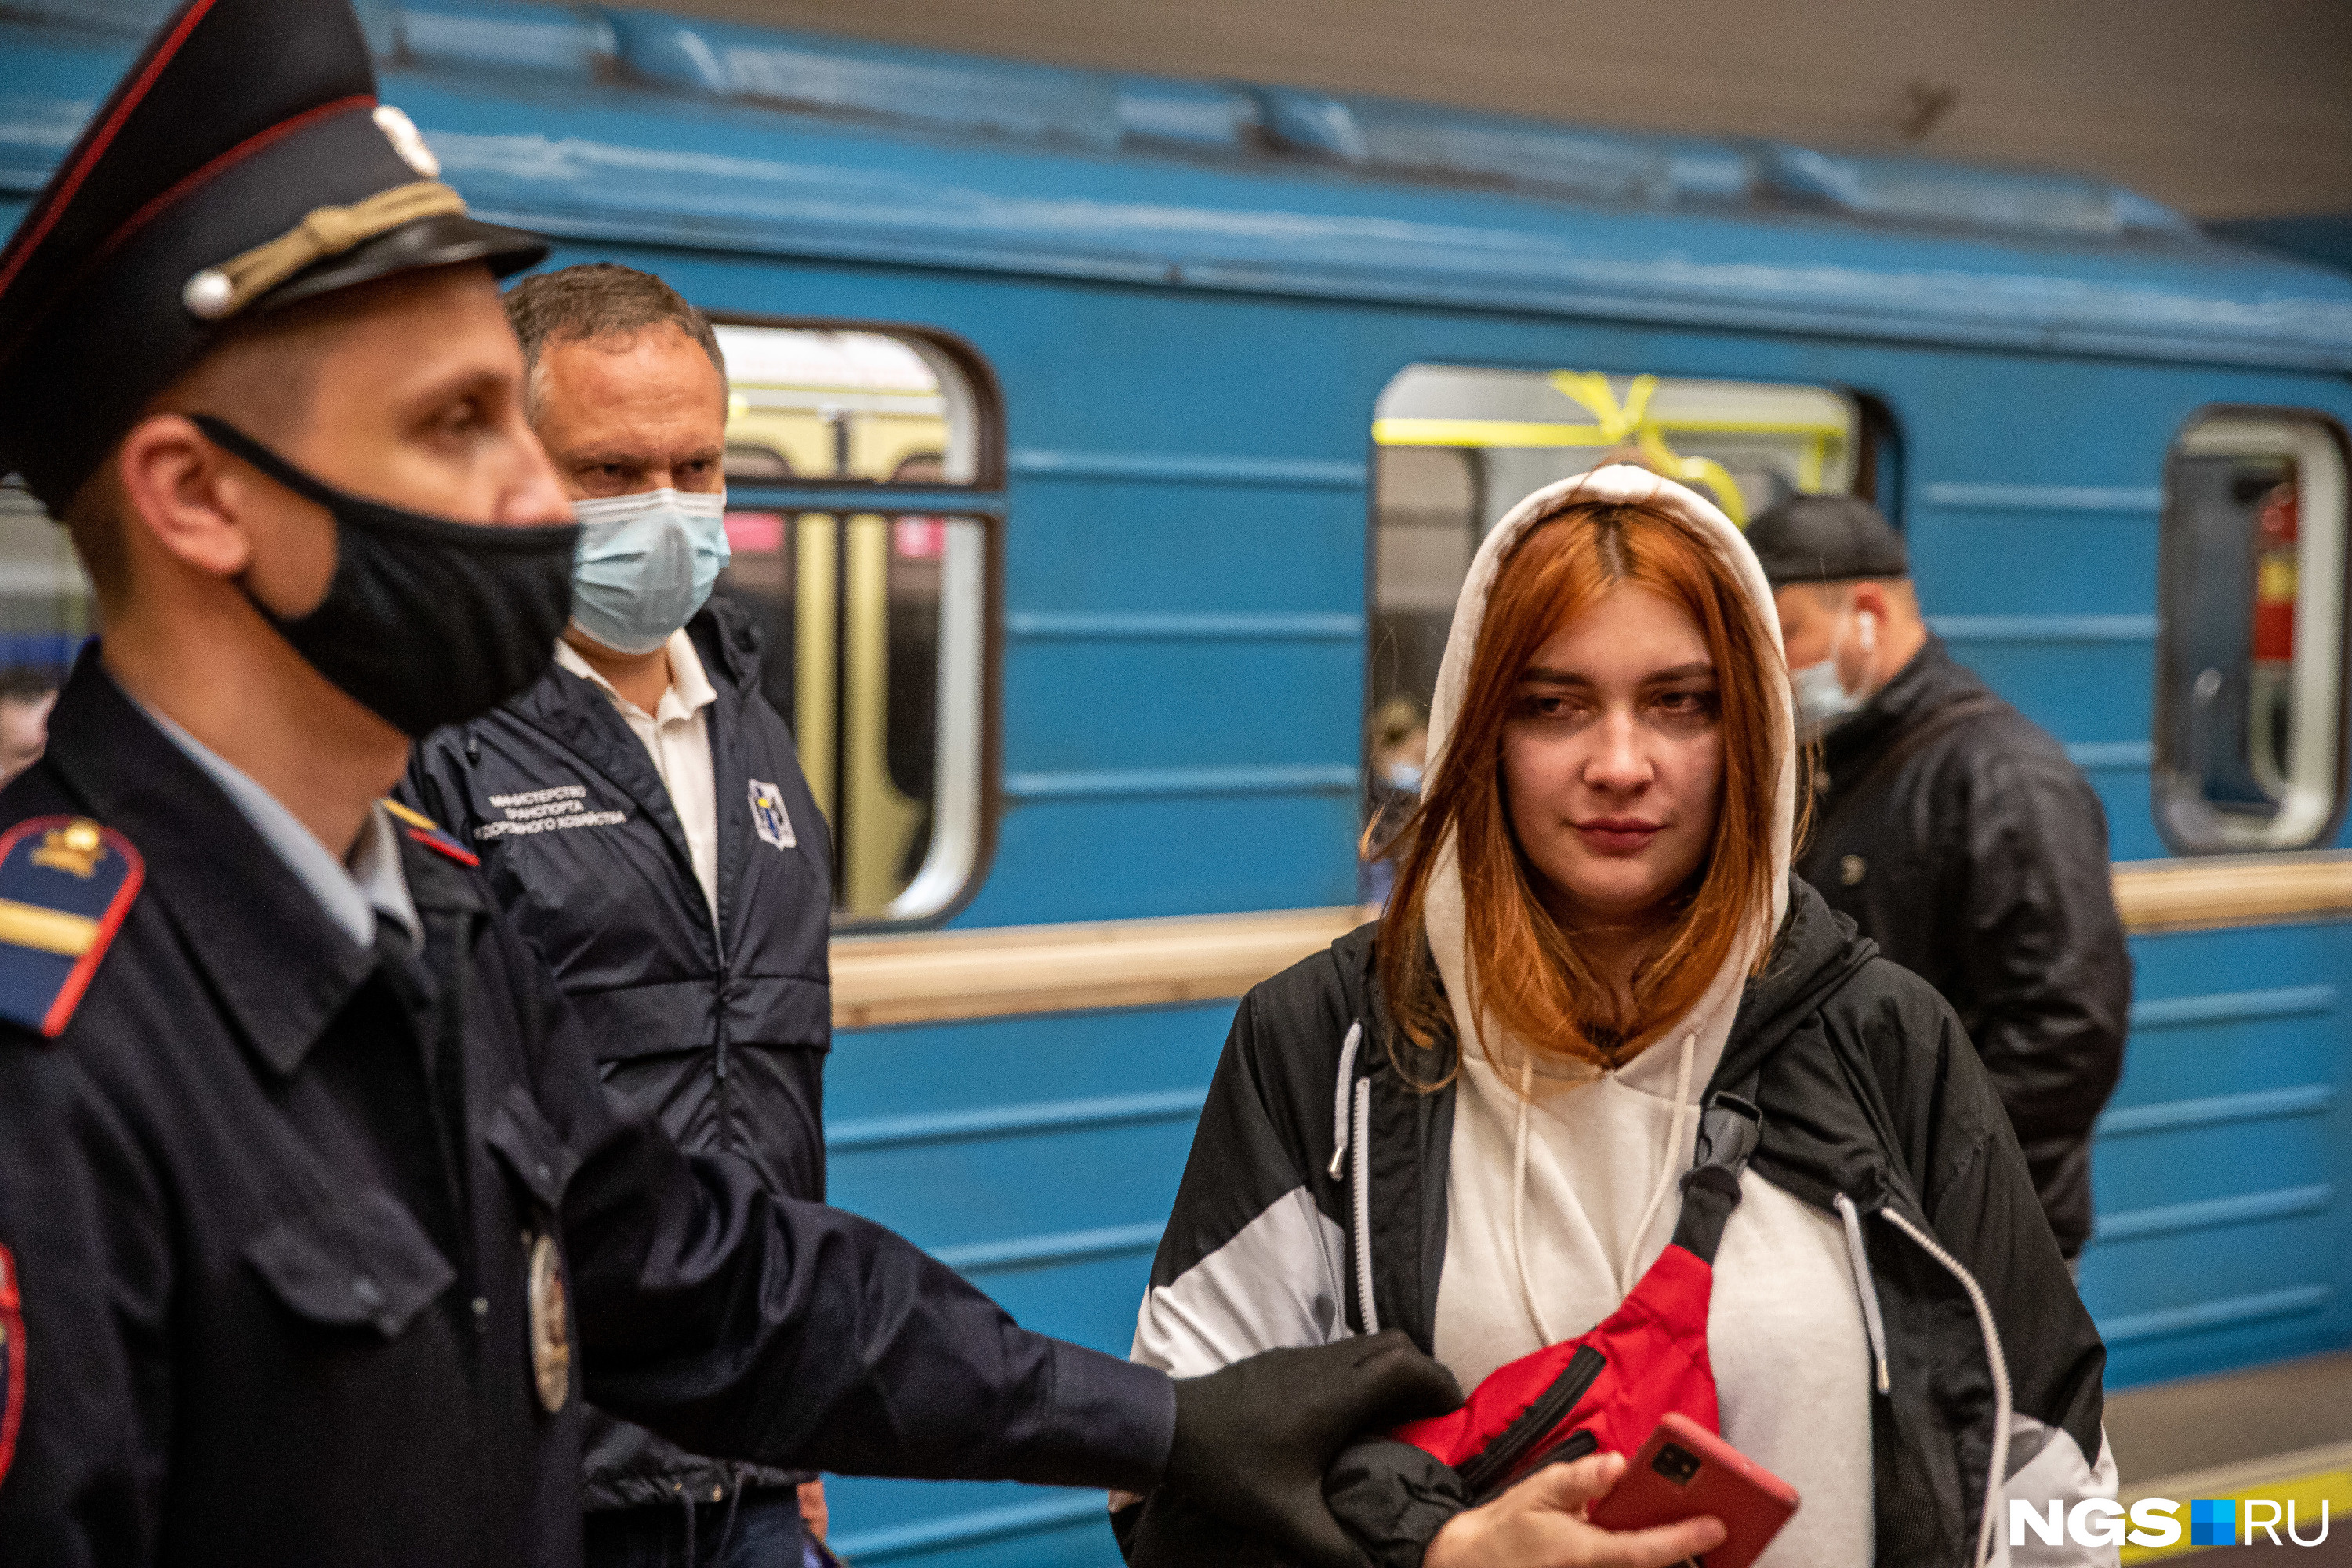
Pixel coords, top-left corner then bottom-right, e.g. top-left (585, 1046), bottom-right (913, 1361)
top-left (1511, 1058), bottom-right (1550, 1343)
top-left (1328, 1022), bottom-right (1361, 1180)
top-left (1512, 1031), bottom-right (1698, 1343)
top-left (1834, 1193), bottom-right (1893, 1396)
top-left (1882, 1207), bottom-right (2013, 1568)
top-left (1617, 1034), bottom-right (1696, 1298)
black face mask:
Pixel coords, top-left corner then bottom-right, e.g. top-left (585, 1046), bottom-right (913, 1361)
top-left (190, 416), bottom-right (579, 739)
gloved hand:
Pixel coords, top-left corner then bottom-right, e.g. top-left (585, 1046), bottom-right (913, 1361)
top-left (1162, 1331), bottom-right (1464, 1568)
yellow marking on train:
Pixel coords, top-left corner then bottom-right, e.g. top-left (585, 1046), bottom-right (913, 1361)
top-left (0, 898), bottom-right (98, 957)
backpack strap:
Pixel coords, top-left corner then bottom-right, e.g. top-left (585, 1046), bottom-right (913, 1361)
top-left (1667, 1074), bottom-right (1763, 1264)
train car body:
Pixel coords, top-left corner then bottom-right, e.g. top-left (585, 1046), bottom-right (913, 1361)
top-left (8, 5), bottom-right (2352, 1563)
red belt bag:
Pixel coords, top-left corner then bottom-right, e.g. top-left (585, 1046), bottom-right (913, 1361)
top-left (1392, 1088), bottom-right (1763, 1504)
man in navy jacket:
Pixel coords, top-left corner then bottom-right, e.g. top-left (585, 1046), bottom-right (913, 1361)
top-left (404, 263), bottom-right (838, 1566)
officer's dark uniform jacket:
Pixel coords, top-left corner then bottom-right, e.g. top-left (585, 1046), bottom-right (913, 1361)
top-left (1119, 884), bottom-right (2114, 1568)
top-left (402, 597), bottom-right (826, 1511)
top-left (0, 656), bottom-right (1171, 1566)
top-left (1800, 636), bottom-right (2132, 1258)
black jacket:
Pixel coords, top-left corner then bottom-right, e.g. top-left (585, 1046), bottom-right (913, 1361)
top-left (1122, 882), bottom-right (2112, 1568)
top-left (0, 655), bottom-right (1173, 1567)
top-left (403, 601), bottom-right (828, 1509)
top-left (1800, 637), bottom-right (2131, 1256)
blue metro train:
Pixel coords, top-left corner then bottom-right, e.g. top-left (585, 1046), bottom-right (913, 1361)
top-left (8, 2), bottom-right (2352, 1562)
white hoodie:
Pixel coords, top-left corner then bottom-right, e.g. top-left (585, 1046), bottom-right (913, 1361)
top-left (1421, 466), bottom-right (1875, 1566)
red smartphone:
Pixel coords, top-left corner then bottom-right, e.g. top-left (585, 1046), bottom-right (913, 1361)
top-left (1584, 1413), bottom-right (1800, 1568)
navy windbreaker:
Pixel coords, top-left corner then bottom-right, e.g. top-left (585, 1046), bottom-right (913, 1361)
top-left (402, 596), bottom-right (832, 1508)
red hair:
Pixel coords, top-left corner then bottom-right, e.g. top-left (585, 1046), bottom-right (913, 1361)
top-left (1377, 496), bottom-right (1787, 1073)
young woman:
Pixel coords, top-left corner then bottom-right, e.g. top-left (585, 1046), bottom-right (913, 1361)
top-left (1118, 467), bottom-right (2114, 1567)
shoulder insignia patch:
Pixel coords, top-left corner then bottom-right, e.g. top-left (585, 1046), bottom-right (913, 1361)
top-left (0, 816), bottom-right (143, 1039)
top-left (0, 1243), bottom-right (20, 1488)
top-left (382, 799), bottom-right (480, 868)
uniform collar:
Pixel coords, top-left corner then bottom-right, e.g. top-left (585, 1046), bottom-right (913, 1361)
top-left (131, 692), bottom-right (420, 950)
top-left (42, 650), bottom-right (379, 1078)
top-left (552, 629), bottom-right (718, 725)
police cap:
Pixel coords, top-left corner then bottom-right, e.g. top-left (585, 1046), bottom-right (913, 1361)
top-left (1744, 493), bottom-right (1909, 586)
top-left (0, 0), bottom-right (547, 514)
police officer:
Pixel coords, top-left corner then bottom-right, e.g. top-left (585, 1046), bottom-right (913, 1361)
top-left (0, 0), bottom-right (1459, 1560)
top-left (401, 263), bottom-right (836, 1566)
top-left (1748, 493), bottom-right (2132, 1264)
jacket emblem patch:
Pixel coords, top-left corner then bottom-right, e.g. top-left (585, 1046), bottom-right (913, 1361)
top-left (748, 779), bottom-right (795, 849)
top-left (0, 1243), bottom-right (23, 1487)
top-left (0, 815), bottom-right (144, 1038)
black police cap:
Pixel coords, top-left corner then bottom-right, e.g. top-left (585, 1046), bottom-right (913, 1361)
top-left (1744, 493), bottom-right (1909, 586)
top-left (0, 0), bottom-right (547, 515)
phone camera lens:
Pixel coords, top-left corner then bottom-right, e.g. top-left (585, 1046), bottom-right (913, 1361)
top-left (1653, 1443), bottom-right (1702, 1484)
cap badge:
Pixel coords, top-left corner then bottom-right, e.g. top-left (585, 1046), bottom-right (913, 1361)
top-left (373, 103), bottom-right (441, 179)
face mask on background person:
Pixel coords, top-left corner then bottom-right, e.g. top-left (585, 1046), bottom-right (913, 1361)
top-left (1791, 606), bottom-right (1876, 741)
top-left (569, 488), bottom-right (731, 655)
top-left (193, 416), bottom-right (579, 739)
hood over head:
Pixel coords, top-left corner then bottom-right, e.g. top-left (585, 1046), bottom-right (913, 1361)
top-left (1418, 464), bottom-right (1798, 1074)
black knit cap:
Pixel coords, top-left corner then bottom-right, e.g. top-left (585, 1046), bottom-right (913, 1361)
top-left (0, 0), bottom-right (546, 515)
top-left (1744, 492), bottom-right (1909, 586)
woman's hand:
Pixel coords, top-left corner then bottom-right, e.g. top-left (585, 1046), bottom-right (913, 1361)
top-left (1423, 1451), bottom-right (1726, 1568)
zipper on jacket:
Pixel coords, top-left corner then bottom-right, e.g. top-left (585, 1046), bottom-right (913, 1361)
top-left (1455, 1343), bottom-right (1606, 1501)
top-left (1350, 1077), bottom-right (1377, 1334)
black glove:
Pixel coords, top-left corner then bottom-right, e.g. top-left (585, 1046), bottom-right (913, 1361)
top-left (1162, 1331), bottom-right (1464, 1568)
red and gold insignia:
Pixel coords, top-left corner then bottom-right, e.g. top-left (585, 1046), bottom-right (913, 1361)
top-left (381, 799), bottom-right (479, 868)
top-left (0, 815), bottom-right (143, 1038)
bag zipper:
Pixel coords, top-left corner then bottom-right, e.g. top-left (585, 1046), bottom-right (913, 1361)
top-left (1483, 1428), bottom-right (1599, 1501)
top-left (1456, 1342), bottom-right (1606, 1501)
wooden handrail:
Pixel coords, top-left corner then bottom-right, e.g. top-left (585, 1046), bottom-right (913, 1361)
top-left (831, 905), bottom-right (1371, 1029)
top-left (831, 853), bottom-right (2352, 1029)
top-left (2108, 851), bottom-right (2352, 935)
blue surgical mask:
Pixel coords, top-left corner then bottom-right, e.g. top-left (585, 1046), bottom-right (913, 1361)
top-left (1791, 608), bottom-right (1876, 740)
top-left (569, 488), bottom-right (731, 655)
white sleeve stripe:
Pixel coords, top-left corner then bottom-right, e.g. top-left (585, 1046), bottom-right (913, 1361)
top-left (1131, 1185), bottom-right (1350, 1377)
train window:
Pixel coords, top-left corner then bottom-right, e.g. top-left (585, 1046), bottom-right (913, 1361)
top-left (1368, 363), bottom-right (1865, 734)
top-left (0, 479), bottom-right (93, 671)
top-left (2154, 410), bottom-right (2350, 855)
top-left (714, 325), bottom-right (993, 922)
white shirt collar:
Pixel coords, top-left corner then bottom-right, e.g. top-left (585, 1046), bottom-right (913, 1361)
top-left (132, 699), bottom-right (420, 951)
top-left (554, 629), bottom-right (717, 724)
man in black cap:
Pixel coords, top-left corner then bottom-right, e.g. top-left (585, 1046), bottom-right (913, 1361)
top-left (0, 0), bottom-right (1459, 1561)
top-left (1748, 492), bottom-right (2132, 1266)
